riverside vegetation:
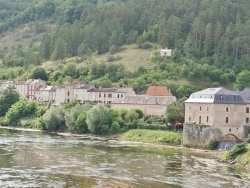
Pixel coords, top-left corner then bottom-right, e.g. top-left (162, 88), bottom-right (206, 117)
top-left (1, 0), bottom-right (250, 148)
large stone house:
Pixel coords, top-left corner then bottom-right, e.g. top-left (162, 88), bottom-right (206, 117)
top-left (184, 87), bottom-right (250, 146)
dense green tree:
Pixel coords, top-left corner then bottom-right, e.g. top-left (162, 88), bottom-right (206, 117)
top-left (0, 86), bottom-right (20, 117)
top-left (5, 99), bottom-right (39, 126)
top-left (31, 67), bottom-right (48, 80)
top-left (234, 70), bottom-right (250, 90)
top-left (43, 106), bottom-right (65, 132)
top-left (86, 103), bottom-right (111, 135)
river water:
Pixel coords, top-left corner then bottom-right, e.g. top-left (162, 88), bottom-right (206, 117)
top-left (0, 129), bottom-right (249, 188)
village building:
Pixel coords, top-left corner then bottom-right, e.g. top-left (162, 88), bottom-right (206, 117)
top-left (87, 87), bottom-right (135, 104)
top-left (14, 80), bottom-right (27, 98)
top-left (36, 86), bottom-right (56, 104)
top-left (160, 48), bottom-right (172, 57)
top-left (0, 81), bottom-right (14, 92)
top-left (184, 87), bottom-right (250, 146)
top-left (111, 95), bottom-right (176, 116)
top-left (73, 85), bottom-right (95, 103)
top-left (26, 79), bottom-right (46, 100)
top-left (111, 86), bottom-right (176, 116)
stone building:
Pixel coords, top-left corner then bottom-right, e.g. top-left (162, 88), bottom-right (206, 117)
top-left (184, 87), bottom-right (250, 147)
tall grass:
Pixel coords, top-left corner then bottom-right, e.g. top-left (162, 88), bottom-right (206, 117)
top-left (121, 129), bottom-right (182, 145)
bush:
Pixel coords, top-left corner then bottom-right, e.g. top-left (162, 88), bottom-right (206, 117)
top-left (111, 121), bottom-right (120, 134)
top-left (86, 104), bottom-right (111, 135)
top-left (227, 142), bottom-right (248, 160)
top-left (43, 106), bottom-right (65, 132)
top-left (5, 99), bottom-right (39, 126)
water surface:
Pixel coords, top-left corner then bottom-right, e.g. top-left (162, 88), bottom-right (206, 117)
top-left (0, 129), bottom-right (249, 188)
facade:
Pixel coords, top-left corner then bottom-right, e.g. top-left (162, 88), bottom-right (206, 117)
top-left (160, 48), bottom-right (172, 57)
top-left (87, 87), bottom-right (136, 104)
top-left (0, 81), bottom-right (14, 92)
top-left (26, 79), bottom-right (46, 100)
top-left (111, 95), bottom-right (176, 116)
top-left (74, 85), bottom-right (94, 103)
top-left (36, 86), bottom-right (56, 104)
top-left (184, 87), bottom-right (250, 142)
top-left (14, 81), bottom-right (27, 98)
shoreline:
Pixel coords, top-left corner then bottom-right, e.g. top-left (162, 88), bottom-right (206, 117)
top-left (0, 126), bottom-right (222, 156)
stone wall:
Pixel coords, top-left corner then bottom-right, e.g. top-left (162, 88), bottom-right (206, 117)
top-left (183, 123), bottom-right (222, 148)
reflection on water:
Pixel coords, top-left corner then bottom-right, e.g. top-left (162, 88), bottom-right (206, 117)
top-left (0, 129), bottom-right (249, 188)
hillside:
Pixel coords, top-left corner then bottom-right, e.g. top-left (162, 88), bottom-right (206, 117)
top-left (1, 0), bottom-right (250, 96)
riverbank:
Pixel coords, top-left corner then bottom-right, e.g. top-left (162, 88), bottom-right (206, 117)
top-left (0, 126), bottom-right (221, 156)
top-left (0, 126), bottom-right (43, 132)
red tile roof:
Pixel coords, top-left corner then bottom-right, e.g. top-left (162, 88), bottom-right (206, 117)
top-left (146, 86), bottom-right (172, 96)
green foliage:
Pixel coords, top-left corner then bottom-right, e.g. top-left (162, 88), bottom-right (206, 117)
top-left (5, 99), bottom-right (39, 126)
top-left (121, 129), bottom-right (182, 145)
top-left (75, 112), bottom-right (88, 134)
top-left (43, 106), bottom-right (65, 132)
top-left (0, 86), bottom-right (20, 117)
top-left (166, 97), bottom-right (185, 123)
top-left (31, 67), bottom-right (48, 80)
top-left (86, 104), bottom-right (111, 135)
top-left (65, 103), bottom-right (91, 133)
top-left (111, 121), bottom-right (120, 134)
top-left (234, 70), bottom-right (250, 90)
top-left (224, 142), bottom-right (248, 160)
top-left (124, 109), bottom-right (139, 123)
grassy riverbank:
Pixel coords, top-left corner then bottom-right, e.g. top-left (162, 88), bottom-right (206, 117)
top-left (121, 129), bottom-right (182, 145)
top-left (221, 143), bottom-right (250, 171)
top-left (234, 144), bottom-right (250, 171)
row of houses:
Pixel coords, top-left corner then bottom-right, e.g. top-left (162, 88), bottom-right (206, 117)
top-left (0, 80), bottom-right (176, 117)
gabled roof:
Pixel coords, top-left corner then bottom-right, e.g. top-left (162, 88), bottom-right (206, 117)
top-left (186, 87), bottom-right (244, 104)
top-left (146, 86), bottom-right (172, 96)
top-left (235, 87), bottom-right (250, 103)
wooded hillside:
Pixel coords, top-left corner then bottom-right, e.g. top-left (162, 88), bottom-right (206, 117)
top-left (1, 0), bottom-right (250, 96)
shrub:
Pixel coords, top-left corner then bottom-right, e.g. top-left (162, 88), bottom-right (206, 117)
top-left (111, 121), bottom-right (120, 134)
top-left (43, 106), bottom-right (65, 132)
top-left (86, 104), bottom-right (111, 135)
top-left (227, 142), bottom-right (248, 160)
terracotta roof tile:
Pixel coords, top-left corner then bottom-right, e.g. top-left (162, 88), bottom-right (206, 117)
top-left (146, 86), bottom-right (172, 96)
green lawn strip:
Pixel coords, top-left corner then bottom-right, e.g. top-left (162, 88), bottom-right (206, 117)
top-left (121, 129), bottom-right (182, 145)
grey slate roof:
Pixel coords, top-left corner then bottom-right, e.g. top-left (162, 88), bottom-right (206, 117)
top-left (112, 95), bottom-right (176, 105)
top-left (186, 87), bottom-right (245, 104)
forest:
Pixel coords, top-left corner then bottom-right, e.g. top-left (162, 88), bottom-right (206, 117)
top-left (1, 0), bottom-right (250, 95)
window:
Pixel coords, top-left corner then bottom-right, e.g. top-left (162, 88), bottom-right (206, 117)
top-left (207, 107), bottom-right (209, 111)
top-left (226, 107), bottom-right (229, 112)
top-left (226, 117), bottom-right (229, 123)
top-left (247, 107), bottom-right (249, 113)
top-left (104, 94), bottom-right (106, 98)
top-left (200, 106), bottom-right (201, 111)
top-left (117, 94), bottom-right (120, 98)
top-left (189, 115), bottom-right (191, 121)
top-left (189, 106), bottom-right (191, 110)
top-left (246, 117), bottom-right (249, 124)
top-left (121, 94), bottom-right (123, 98)
top-left (206, 116), bottom-right (209, 122)
top-left (108, 94), bottom-right (112, 98)
top-left (199, 116), bottom-right (201, 124)
top-left (68, 91), bottom-right (70, 96)
top-left (99, 93), bottom-right (101, 97)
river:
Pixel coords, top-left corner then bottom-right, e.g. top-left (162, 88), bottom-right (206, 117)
top-left (0, 129), bottom-right (249, 188)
